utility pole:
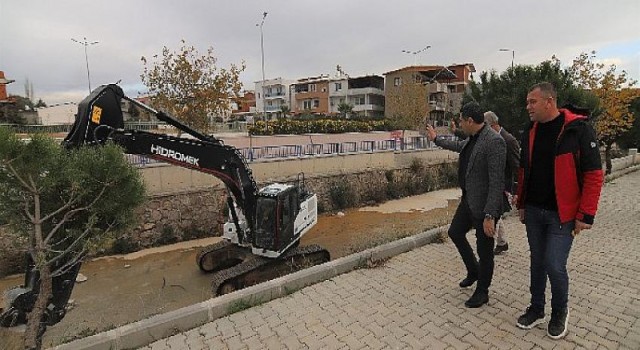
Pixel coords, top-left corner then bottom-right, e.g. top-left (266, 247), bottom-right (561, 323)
top-left (71, 37), bottom-right (99, 94)
top-left (257, 12), bottom-right (268, 121)
top-left (499, 48), bottom-right (515, 70)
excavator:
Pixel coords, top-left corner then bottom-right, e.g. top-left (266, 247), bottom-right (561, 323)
top-left (0, 84), bottom-right (330, 328)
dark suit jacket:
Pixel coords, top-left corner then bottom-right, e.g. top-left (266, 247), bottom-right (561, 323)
top-left (499, 127), bottom-right (520, 194)
top-left (435, 125), bottom-right (507, 219)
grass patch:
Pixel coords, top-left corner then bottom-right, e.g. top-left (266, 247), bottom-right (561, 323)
top-left (227, 296), bottom-right (265, 314)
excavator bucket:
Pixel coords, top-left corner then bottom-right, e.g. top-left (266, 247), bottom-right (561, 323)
top-left (63, 84), bottom-right (125, 148)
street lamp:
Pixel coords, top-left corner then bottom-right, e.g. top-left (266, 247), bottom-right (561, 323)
top-left (402, 45), bottom-right (431, 66)
top-left (336, 65), bottom-right (350, 117)
top-left (499, 48), bottom-right (515, 70)
top-left (71, 37), bottom-right (99, 94)
top-left (257, 12), bottom-right (268, 121)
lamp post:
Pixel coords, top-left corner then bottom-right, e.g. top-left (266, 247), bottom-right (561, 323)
top-left (71, 37), bottom-right (99, 94)
top-left (499, 48), bottom-right (515, 70)
top-left (402, 45), bottom-right (431, 66)
top-left (257, 12), bottom-right (268, 121)
top-left (336, 65), bottom-right (350, 117)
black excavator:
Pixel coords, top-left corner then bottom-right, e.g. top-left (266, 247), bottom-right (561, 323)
top-left (0, 84), bottom-right (329, 328)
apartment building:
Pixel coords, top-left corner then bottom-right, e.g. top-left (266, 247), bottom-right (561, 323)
top-left (290, 74), bottom-right (331, 115)
top-left (383, 63), bottom-right (475, 125)
top-left (255, 77), bottom-right (294, 120)
top-left (329, 75), bottom-right (385, 118)
top-left (231, 90), bottom-right (256, 120)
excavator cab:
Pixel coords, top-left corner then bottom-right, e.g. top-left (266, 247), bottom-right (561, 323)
top-left (253, 184), bottom-right (301, 256)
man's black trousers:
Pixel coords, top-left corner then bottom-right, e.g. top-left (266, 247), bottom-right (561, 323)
top-left (448, 197), bottom-right (495, 293)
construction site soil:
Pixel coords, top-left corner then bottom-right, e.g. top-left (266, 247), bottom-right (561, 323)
top-left (0, 190), bottom-right (459, 348)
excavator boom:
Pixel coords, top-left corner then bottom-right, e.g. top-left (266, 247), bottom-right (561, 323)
top-left (1, 84), bottom-right (328, 329)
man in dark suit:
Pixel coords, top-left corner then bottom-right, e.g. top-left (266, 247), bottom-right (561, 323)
top-left (484, 111), bottom-right (520, 255)
top-left (426, 101), bottom-right (507, 308)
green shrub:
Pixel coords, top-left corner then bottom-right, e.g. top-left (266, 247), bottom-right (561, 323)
top-left (156, 225), bottom-right (178, 245)
top-left (409, 158), bottom-right (425, 174)
top-left (248, 118), bottom-right (395, 136)
top-left (110, 234), bottom-right (139, 255)
top-left (329, 180), bottom-right (357, 210)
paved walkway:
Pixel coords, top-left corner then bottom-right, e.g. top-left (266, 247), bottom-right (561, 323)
top-left (141, 171), bottom-right (639, 349)
top-left (144, 172), bottom-right (640, 350)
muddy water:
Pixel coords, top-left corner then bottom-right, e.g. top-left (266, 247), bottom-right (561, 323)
top-left (0, 189), bottom-right (460, 347)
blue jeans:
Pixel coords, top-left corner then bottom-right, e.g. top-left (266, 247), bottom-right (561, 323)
top-left (524, 205), bottom-right (574, 311)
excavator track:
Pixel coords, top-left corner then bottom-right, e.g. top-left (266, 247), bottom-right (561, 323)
top-left (210, 244), bottom-right (330, 296)
top-left (196, 240), bottom-right (251, 273)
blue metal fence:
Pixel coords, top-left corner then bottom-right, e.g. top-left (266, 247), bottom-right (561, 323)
top-left (128, 136), bottom-right (437, 167)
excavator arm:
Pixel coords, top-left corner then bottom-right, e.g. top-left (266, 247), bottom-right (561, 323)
top-left (1, 84), bottom-right (327, 328)
top-left (63, 84), bottom-right (259, 245)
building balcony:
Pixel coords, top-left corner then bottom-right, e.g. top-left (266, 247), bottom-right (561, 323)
top-left (353, 104), bottom-right (384, 112)
top-left (265, 105), bottom-right (284, 112)
top-left (264, 92), bottom-right (286, 98)
top-left (428, 101), bottom-right (446, 111)
top-left (348, 87), bottom-right (384, 95)
top-left (428, 82), bottom-right (447, 93)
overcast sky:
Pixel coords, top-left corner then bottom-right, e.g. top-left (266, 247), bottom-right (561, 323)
top-left (1, 0), bottom-right (639, 105)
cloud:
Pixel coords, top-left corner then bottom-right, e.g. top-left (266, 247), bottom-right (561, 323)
top-left (2, 0), bottom-right (639, 105)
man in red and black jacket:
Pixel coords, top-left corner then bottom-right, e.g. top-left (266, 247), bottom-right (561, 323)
top-left (514, 82), bottom-right (603, 340)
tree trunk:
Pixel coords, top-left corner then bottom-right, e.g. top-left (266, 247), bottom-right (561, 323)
top-left (23, 263), bottom-right (52, 350)
top-left (605, 143), bottom-right (613, 175)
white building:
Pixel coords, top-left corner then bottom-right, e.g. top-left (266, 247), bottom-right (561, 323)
top-left (37, 103), bottom-right (77, 125)
top-left (255, 77), bottom-right (294, 119)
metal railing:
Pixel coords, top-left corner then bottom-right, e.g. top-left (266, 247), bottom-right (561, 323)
top-left (127, 136), bottom-right (436, 166)
top-left (2, 121), bottom-right (249, 134)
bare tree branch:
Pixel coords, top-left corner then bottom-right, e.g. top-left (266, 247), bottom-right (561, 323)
top-left (39, 188), bottom-right (79, 224)
top-left (51, 247), bottom-right (87, 277)
top-left (47, 219), bottom-right (116, 268)
top-left (23, 200), bottom-right (35, 221)
top-left (44, 186), bottom-right (108, 245)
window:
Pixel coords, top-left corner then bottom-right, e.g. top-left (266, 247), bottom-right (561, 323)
top-left (257, 93), bottom-right (261, 99)
top-left (335, 82), bottom-right (342, 91)
top-left (310, 84), bottom-right (317, 92)
top-left (313, 99), bottom-right (320, 108)
top-left (355, 96), bottom-right (365, 105)
top-left (303, 100), bottom-right (312, 110)
top-left (394, 77), bottom-right (401, 86)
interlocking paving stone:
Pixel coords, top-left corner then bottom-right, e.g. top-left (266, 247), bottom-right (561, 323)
top-left (143, 170), bottom-right (640, 350)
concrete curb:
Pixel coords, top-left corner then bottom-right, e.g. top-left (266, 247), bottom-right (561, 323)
top-left (51, 226), bottom-right (449, 350)
top-left (606, 164), bottom-right (640, 182)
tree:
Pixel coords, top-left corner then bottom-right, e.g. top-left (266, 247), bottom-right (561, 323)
top-left (386, 81), bottom-right (428, 132)
top-left (279, 105), bottom-right (291, 119)
top-left (570, 51), bottom-right (640, 174)
top-left (0, 104), bottom-right (27, 124)
top-left (337, 102), bottom-right (353, 118)
top-left (0, 128), bottom-right (145, 349)
top-left (34, 99), bottom-right (47, 108)
top-left (617, 96), bottom-right (640, 149)
top-left (141, 40), bottom-right (245, 134)
top-left (467, 58), bottom-right (596, 138)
